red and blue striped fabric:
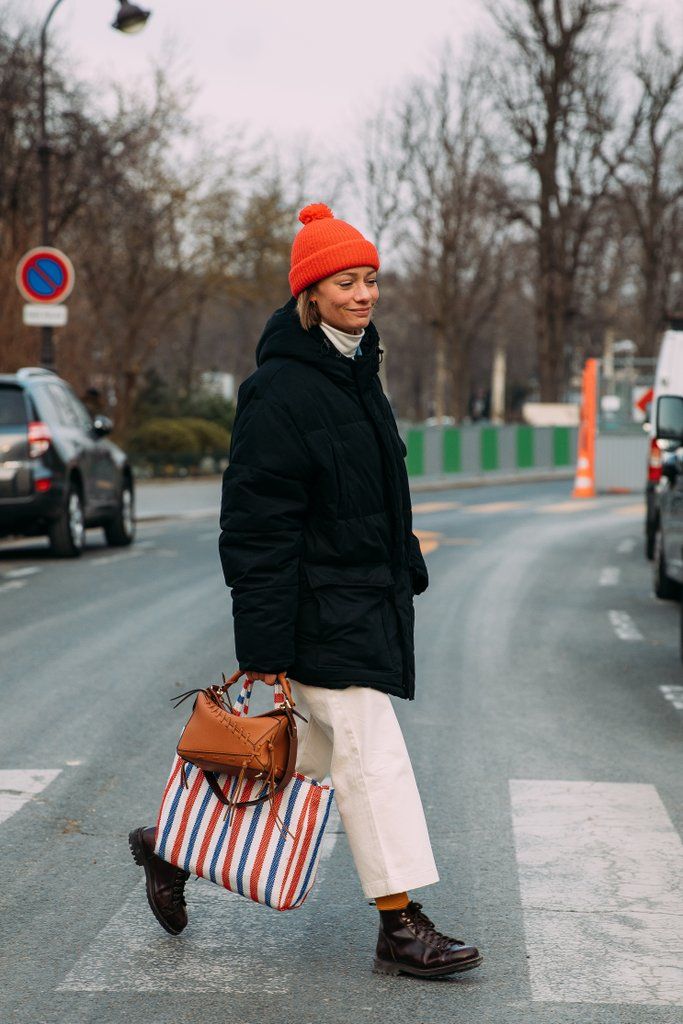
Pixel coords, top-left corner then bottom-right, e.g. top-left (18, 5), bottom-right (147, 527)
top-left (154, 680), bottom-right (334, 911)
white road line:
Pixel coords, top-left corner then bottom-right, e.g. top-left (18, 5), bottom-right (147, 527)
top-left (617, 538), bottom-right (636, 554)
top-left (90, 550), bottom-right (145, 566)
top-left (659, 685), bottom-right (683, 711)
top-left (510, 780), bottom-right (683, 1005)
top-left (0, 579), bottom-right (26, 594)
top-left (608, 609), bottom-right (643, 641)
top-left (599, 566), bottom-right (620, 586)
top-left (59, 804), bottom-right (342, 993)
top-left (463, 501), bottom-right (528, 514)
top-left (0, 769), bottom-right (62, 826)
top-left (3, 566), bottom-right (41, 579)
top-left (536, 499), bottom-right (603, 513)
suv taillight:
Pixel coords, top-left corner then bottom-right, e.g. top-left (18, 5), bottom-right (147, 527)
top-left (648, 437), bottom-right (663, 482)
top-left (28, 421), bottom-right (52, 459)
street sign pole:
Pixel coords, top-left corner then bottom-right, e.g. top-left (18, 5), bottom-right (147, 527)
top-left (16, 248), bottom-right (74, 363)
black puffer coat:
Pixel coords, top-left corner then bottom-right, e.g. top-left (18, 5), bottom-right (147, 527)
top-left (218, 298), bottom-right (428, 700)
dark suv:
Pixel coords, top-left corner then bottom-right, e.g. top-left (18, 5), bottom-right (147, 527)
top-left (0, 367), bottom-right (135, 556)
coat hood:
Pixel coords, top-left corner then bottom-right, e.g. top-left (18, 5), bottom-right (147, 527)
top-left (255, 297), bottom-right (381, 389)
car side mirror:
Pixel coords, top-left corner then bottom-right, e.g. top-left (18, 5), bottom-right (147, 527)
top-left (656, 395), bottom-right (683, 442)
top-left (92, 414), bottom-right (113, 437)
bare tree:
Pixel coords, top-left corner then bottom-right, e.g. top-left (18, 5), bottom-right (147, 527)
top-left (396, 56), bottom-right (511, 419)
top-left (616, 25), bottom-right (683, 354)
top-left (487, 0), bottom-right (633, 400)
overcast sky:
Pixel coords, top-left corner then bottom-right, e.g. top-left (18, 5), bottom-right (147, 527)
top-left (21, 0), bottom-right (682, 154)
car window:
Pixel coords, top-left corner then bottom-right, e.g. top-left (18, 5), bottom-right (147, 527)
top-left (30, 384), bottom-right (61, 427)
top-left (62, 387), bottom-right (93, 433)
top-left (46, 384), bottom-right (81, 429)
top-left (0, 386), bottom-right (28, 427)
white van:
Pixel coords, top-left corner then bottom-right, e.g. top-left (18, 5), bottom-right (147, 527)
top-left (646, 319), bottom-right (683, 558)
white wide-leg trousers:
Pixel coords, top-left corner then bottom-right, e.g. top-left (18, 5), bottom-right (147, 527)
top-left (290, 680), bottom-right (439, 899)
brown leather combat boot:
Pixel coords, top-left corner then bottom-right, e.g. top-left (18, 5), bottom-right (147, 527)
top-left (374, 901), bottom-right (483, 978)
top-left (128, 826), bottom-right (190, 935)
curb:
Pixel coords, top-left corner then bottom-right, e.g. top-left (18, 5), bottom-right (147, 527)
top-left (409, 469), bottom-right (574, 493)
top-left (134, 471), bottom-right (575, 523)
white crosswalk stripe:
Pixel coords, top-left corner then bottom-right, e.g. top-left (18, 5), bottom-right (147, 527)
top-left (58, 806), bottom-right (342, 992)
top-left (0, 769), bottom-right (62, 826)
top-left (510, 780), bottom-right (683, 1005)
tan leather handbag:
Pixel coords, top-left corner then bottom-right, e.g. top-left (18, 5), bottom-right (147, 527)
top-left (172, 670), bottom-right (301, 821)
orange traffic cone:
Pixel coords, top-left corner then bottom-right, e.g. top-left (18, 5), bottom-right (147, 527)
top-left (572, 358), bottom-right (598, 498)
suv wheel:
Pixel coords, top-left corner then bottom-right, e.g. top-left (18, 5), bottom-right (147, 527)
top-left (104, 481), bottom-right (135, 547)
top-left (49, 484), bottom-right (85, 558)
top-left (645, 521), bottom-right (656, 561)
top-left (653, 528), bottom-right (679, 600)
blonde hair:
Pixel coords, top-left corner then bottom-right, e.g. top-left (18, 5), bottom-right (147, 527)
top-left (296, 288), bottom-right (321, 331)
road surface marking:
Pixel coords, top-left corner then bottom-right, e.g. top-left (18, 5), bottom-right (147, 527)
top-left (90, 550), bottom-right (145, 566)
top-left (537, 500), bottom-right (602, 513)
top-left (463, 501), bottom-right (528, 514)
top-left (599, 567), bottom-right (620, 586)
top-left (608, 610), bottom-right (643, 641)
top-left (0, 769), bottom-right (62, 826)
top-left (510, 780), bottom-right (683, 1005)
top-left (442, 537), bottom-right (482, 546)
top-left (0, 580), bottom-right (26, 594)
top-left (616, 503), bottom-right (646, 517)
top-left (3, 566), bottom-right (40, 579)
top-left (412, 529), bottom-right (441, 555)
top-left (660, 685), bottom-right (683, 711)
top-left (412, 501), bottom-right (462, 515)
top-left (59, 805), bottom-right (342, 993)
top-left (617, 538), bottom-right (636, 554)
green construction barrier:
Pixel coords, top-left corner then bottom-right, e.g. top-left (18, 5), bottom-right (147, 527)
top-left (443, 428), bottom-right (461, 473)
top-left (553, 427), bottom-right (572, 466)
top-left (480, 427), bottom-right (499, 471)
top-left (405, 428), bottom-right (424, 476)
top-left (516, 426), bottom-right (534, 468)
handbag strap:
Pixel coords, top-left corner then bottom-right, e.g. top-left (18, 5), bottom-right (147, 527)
top-left (220, 669), bottom-right (295, 715)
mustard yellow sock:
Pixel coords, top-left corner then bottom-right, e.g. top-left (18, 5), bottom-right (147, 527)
top-left (375, 892), bottom-right (410, 912)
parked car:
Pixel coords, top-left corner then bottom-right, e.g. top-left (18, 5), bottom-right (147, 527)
top-left (0, 367), bottom-right (135, 556)
top-left (645, 318), bottom-right (683, 559)
top-left (650, 394), bottom-right (683, 662)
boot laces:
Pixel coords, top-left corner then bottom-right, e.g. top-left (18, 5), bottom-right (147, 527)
top-left (403, 901), bottom-right (464, 950)
top-left (171, 869), bottom-right (189, 908)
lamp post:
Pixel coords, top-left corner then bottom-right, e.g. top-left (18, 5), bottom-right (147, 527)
top-left (37, 0), bottom-right (151, 370)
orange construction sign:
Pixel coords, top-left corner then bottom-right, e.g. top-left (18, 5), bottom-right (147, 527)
top-left (572, 358), bottom-right (598, 498)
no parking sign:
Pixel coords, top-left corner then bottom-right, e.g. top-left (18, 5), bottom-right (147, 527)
top-left (16, 247), bottom-right (75, 304)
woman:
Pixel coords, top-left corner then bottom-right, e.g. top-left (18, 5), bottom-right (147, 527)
top-left (130, 204), bottom-right (482, 979)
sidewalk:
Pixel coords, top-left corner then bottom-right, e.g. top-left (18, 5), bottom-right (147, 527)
top-left (134, 468), bottom-right (574, 522)
top-left (135, 477), bottom-right (222, 522)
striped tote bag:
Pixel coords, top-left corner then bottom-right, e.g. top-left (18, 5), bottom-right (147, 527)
top-left (154, 679), bottom-right (334, 911)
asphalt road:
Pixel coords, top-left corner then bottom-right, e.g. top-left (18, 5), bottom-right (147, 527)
top-left (1, 480), bottom-right (682, 1024)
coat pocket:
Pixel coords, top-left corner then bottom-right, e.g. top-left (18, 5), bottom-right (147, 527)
top-left (301, 562), bottom-right (401, 673)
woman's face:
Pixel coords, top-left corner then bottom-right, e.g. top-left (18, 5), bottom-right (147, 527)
top-left (311, 266), bottom-right (379, 334)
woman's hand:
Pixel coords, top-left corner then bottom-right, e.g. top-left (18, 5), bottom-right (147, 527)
top-left (245, 671), bottom-right (279, 686)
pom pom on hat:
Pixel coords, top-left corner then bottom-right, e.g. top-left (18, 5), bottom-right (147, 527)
top-left (289, 201), bottom-right (380, 297)
top-left (299, 203), bottom-right (334, 225)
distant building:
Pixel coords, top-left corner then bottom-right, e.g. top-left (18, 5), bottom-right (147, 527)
top-left (200, 371), bottom-right (235, 402)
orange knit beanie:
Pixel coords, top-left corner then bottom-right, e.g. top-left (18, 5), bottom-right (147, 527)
top-left (289, 203), bottom-right (380, 297)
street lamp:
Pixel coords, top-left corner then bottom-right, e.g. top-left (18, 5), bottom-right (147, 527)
top-left (37, 0), bottom-right (152, 370)
top-left (112, 2), bottom-right (152, 34)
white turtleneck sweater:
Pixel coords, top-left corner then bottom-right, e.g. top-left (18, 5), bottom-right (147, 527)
top-left (321, 321), bottom-right (364, 359)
